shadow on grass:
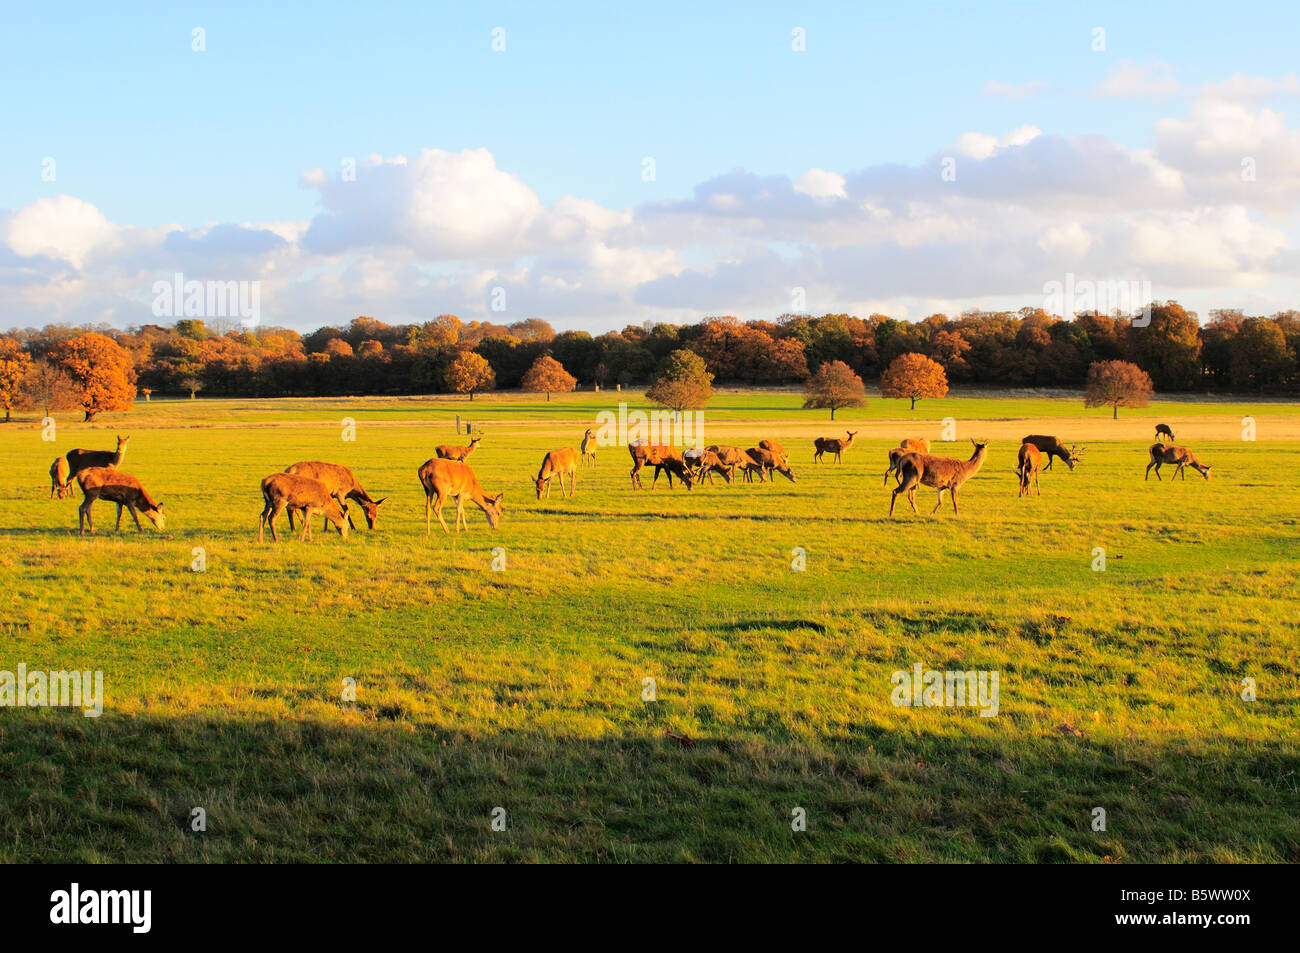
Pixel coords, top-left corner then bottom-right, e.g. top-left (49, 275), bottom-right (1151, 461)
top-left (1, 710), bottom-right (1296, 863)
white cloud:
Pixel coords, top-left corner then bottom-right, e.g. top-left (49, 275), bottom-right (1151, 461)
top-left (1093, 60), bottom-right (1179, 101)
top-left (982, 79), bottom-right (1047, 100)
top-left (4, 196), bottom-right (118, 268)
top-left (794, 168), bottom-right (848, 199)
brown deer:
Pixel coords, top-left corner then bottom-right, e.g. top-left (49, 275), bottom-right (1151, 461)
top-left (66, 435), bottom-right (129, 480)
top-left (813, 431), bottom-right (858, 463)
top-left (743, 447), bottom-right (797, 483)
top-left (76, 467), bottom-right (165, 535)
top-left (259, 473), bottom-right (348, 543)
top-left (685, 448), bottom-right (733, 485)
top-left (1016, 442), bottom-right (1043, 497)
top-left (704, 445), bottom-right (756, 484)
top-left (580, 428), bottom-right (597, 467)
top-left (889, 440), bottom-right (989, 517)
top-left (49, 457), bottom-right (73, 499)
top-left (1146, 444), bottom-right (1212, 482)
top-left (758, 439), bottom-right (788, 466)
top-left (435, 436), bottom-right (481, 462)
top-left (628, 442), bottom-right (695, 490)
top-left (284, 461), bottom-right (386, 531)
top-left (534, 447), bottom-right (579, 499)
top-left (1154, 424), bottom-right (1175, 443)
top-left (1020, 435), bottom-right (1080, 472)
top-left (418, 458), bottom-right (504, 534)
top-left (883, 438), bottom-right (932, 486)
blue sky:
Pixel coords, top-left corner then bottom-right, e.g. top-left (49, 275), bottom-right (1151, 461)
top-left (3, 1), bottom-right (1300, 331)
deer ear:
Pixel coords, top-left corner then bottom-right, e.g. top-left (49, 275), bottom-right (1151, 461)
top-left (374, 497), bottom-right (388, 506)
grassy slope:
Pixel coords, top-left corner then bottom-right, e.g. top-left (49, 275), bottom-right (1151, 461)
top-left (0, 390), bottom-right (1297, 862)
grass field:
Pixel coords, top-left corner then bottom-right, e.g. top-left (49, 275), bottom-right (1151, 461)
top-left (1, 388), bottom-right (1298, 862)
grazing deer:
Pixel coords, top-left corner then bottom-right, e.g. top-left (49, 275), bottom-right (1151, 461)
top-left (534, 447), bottom-right (579, 499)
top-left (76, 467), bottom-right (165, 535)
top-left (758, 439), bottom-right (788, 466)
top-left (418, 458), bottom-right (504, 534)
top-left (49, 457), bottom-right (73, 499)
top-left (284, 461), bottom-right (387, 531)
top-left (1016, 442), bottom-right (1043, 497)
top-left (685, 448), bottom-right (733, 485)
top-left (813, 431), bottom-right (858, 463)
top-left (66, 435), bottom-right (129, 480)
top-left (883, 438), bottom-right (932, 486)
top-left (1021, 435), bottom-right (1080, 472)
top-left (435, 436), bottom-right (481, 462)
top-left (1145, 444), bottom-right (1212, 482)
top-left (628, 442), bottom-right (695, 490)
top-left (259, 473), bottom-right (348, 543)
top-left (580, 428), bottom-right (597, 467)
top-left (705, 445), bottom-right (756, 484)
top-left (890, 439), bottom-right (989, 517)
top-left (743, 447), bottom-right (797, 483)
top-left (1155, 424), bottom-right (1175, 443)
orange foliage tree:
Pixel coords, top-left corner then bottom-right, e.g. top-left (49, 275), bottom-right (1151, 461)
top-left (1084, 360), bottom-right (1153, 418)
top-left (521, 355), bottom-right (577, 401)
top-left (802, 360), bottom-right (865, 420)
top-left (51, 332), bottom-right (136, 421)
top-left (880, 352), bottom-right (949, 410)
top-left (444, 351), bottom-right (496, 401)
top-left (0, 338), bottom-right (34, 422)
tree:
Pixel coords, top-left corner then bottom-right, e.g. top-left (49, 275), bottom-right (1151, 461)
top-left (179, 377), bottom-right (203, 400)
top-left (0, 338), bottom-right (34, 422)
top-left (1085, 360), bottom-right (1153, 418)
top-left (444, 351), bottom-right (495, 401)
top-left (521, 355), bottom-right (577, 401)
top-left (51, 332), bottom-right (136, 421)
top-left (646, 348), bottom-right (714, 414)
top-left (880, 352), bottom-right (948, 410)
top-left (19, 360), bottom-right (80, 417)
top-left (1125, 302), bottom-right (1201, 390)
top-left (803, 360), bottom-right (865, 419)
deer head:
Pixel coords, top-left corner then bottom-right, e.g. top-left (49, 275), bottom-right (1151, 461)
top-left (359, 497), bottom-right (387, 529)
top-left (117, 435), bottom-right (130, 451)
top-left (486, 493), bottom-right (505, 527)
top-left (1196, 463), bottom-right (1212, 481)
top-left (532, 476), bottom-right (547, 500)
top-left (146, 502), bottom-right (165, 531)
top-left (324, 499), bottom-right (349, 538)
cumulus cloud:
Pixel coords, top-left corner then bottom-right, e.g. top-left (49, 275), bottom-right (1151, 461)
top-left (1093, 60), bottom-right (1179, 101)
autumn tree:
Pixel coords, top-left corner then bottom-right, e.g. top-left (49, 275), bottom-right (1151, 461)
top-left (0, 338), bottom-right (34, 421)
top-left (1085, 360), bottom-right (1153, 418)
top-left (521, 355), bottom-right (577, 401)
top-left (19, 361), bottom-right (79, 417)
top-left (880, 352), bottom-right (948, 410)
top-left (444, 351), bottom-right (496, 401)
top-left (51, 332), bottom-right (136, 421)
top-left (1124, 302), bottom-right (1201, 390)
top-left (646, 348), bottom-right (714, 414)
top-left (803, 360), bottom-right (865, 420)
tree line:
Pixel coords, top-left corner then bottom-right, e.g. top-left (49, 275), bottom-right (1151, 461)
top-left (2, 304), bottom-right (1298, 421)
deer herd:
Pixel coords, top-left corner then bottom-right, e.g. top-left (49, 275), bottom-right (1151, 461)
top-left (43, 418), bottom-right (1217, 539)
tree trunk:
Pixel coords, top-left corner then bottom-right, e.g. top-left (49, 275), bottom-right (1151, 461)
top-left (546, 392), bottom-right (550, 402)
top-left (469, 392), bottom-right (474, 402)
top-left (910, 397), bottom-right (917, 410)
top-left (830, 407), bottom-right (835, 420)
top-left (84, 410), bottom-right (96, 422)
top-left (3, 407), bottom-right (9, 422)
top-left (1113, 405), bottom-right (1118, 419)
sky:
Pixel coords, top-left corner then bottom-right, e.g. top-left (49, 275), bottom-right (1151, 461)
top-left (3, 0), bottom-right (1300, 333)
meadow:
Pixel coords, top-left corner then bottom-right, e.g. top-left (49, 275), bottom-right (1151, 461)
top-left (1, 388), bottom-right (1298, 862)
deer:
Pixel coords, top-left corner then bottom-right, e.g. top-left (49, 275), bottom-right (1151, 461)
top-left (704, 445), bottom-right (756, 484)
top-left (76, 467), bottom-right (165, 535)
top-left (743, 447), bottom-right (797, 483)
top-left (889, 439), bottom-right (989, 517)
top-left (1155, 424), bottom-right (1175, 443)
top-left (1020, 435), bottom-right (1080, 472)
top-left (49, 457), bottom-right (73, 499)
top-left (758, 439), bottom-right (788, 466)
top-left (813, 431), bottom-right (858, 463)
top-left (628, 442), bottom-right (695, 490)
top-left (580, 428), bottom-right (598, 467)
top-left (1016, 442), bottom-right (1043, 498)
top-left (435, 436), bottom-right (481, 462)
top-left (66, 435), bottom-right (129, 480)
top-left (418, 458), bottom-right (504, 534)
top-left (283, 461), bottom-right (386, 531)
top-left (883, 438), bottom-right (932, 486)
top-left (1146, 444), bottom-right (1212, 482)
top-left (259, 473), bottom-right (348, 543)
top-left (685, 448), bottom-right (733, 485)
top-left (534, 447), bottom-right (579, 499)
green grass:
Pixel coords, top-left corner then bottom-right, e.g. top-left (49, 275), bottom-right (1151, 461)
top-left (1, 390), bottom-right (1298, 862)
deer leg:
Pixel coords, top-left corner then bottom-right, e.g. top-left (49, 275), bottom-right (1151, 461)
top-left (456, 496), bottom-right (467, 532)
top-left (931, 488), bottom-right (946, 515)
top-left (424, 492), bottom-right (432, 536)
top-left (300, 506), bottom-right (312, 542)
top-left (269, 502), bottom-right (285, 542)
top-left (128, 502), bottom-right (143, 531)
top-left (1034, 471), bottom-right (1041, 496)
top-left (114, 502), bottom-right (124, 531)
top-left (79, 498), bottom-right (93, 534)
top-left (1146, 461), bottom-right (1158, 481)
top-left (951, 487), bottom-right (960, 515)
top-left (287, 508), bottom-right (295, 531)
top-left (434, 494), bottom-right (451, 535)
